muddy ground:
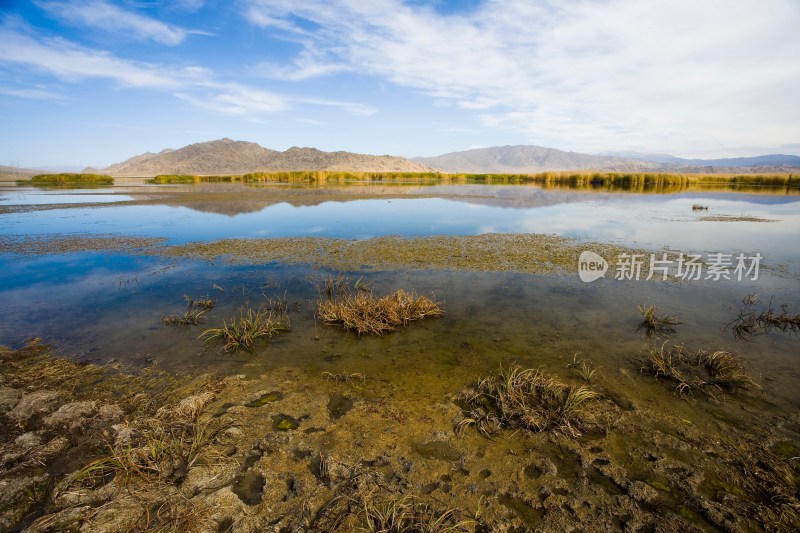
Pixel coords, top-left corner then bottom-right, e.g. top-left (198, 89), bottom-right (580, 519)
top-left (2, 337), bottom-right (799, 532)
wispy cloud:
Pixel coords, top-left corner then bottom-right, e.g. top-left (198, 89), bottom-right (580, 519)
top-left (37, 0), bottom-right (195, 45)
top-left (0, 84), bottom-right (64, 100)
top-left (244, 0), bottom-right (800, 155)
top-left (0, 22), bottom-right (371, 117)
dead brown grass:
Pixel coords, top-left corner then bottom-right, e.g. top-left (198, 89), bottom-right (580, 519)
top-left (456, 364), bottom-right (599, 437)
top-left (316, 285), bottom-right (442, 336)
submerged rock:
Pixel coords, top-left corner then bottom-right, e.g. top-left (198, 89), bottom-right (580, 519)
top-left (43, 400), bottom-right (97, 429)
top-left (8, 390), bottom-right (61, 423)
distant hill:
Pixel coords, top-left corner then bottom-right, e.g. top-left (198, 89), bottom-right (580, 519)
top-left (413, 145), bottom-right (657, 173)
top-left (603, 151), bottom-right (800, 168)
top-left (85, 138), bottom-right (431, 176)
top-left (0, 165), bottom-right (38, 179)
top-left (414, 145), bottom-right (800, 173)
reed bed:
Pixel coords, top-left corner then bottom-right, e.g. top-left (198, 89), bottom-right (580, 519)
top-left (456, 364), bottom-right (599, 437)
top-left (317, 284), bottom-right (442, 336)
top-left (19, 173), bottom-right (114, 185)
top-left (142, 170), bottom-right (799, 190)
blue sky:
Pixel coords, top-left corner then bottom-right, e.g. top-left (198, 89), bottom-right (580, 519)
top-left (1, 0), bottom-right (799, 168)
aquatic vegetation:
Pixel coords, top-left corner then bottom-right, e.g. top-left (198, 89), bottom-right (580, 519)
top-left (317, 284), bottom-right (442, 336)
top-left (640, 343), bottom-right (759, 398)
top-left (637, 304), bottom-right (681, 338)
top-left (140, 170), bottom-right (799, 190)
top-left (728, 293), bottom-right (800, 341)
top-left (567, 353), bottom-right (600, 383)
top-left (199, 307), bottom-right (289, 352)
top-left (163, 295), bottom-right (215, 326)
top-left (18, 173), bottom-right (114, 186)
top-left (700, 215), bottom-right (776, 222)
top-left (456, 364), bottom-right (599, 437)
top-left (698, 350), bottom-right (759, 392)
top-left (163, 234), bottom-right (648, 276)
top-left (163, 308), bottom-right (207, 326)
top-left (323, 371), bottom-right (366, 383)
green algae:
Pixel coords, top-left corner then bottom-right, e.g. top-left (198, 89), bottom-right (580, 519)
top-left (272, 414), bottom-right (300, 431)
top-left (246, 391), bottom-right (284, 407)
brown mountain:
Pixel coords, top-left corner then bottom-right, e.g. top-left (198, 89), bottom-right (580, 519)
top-left (413, 145), bottom-right (657, 173)
top-left (85, 138), bottom-right (431, 176)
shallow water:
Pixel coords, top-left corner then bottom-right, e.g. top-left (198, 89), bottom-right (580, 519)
top-left (1, 180), bottom-right (798, 405)
top-left (2, 180), bottom-right (800, 530)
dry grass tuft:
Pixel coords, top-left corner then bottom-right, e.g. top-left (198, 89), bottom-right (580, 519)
top-left (58, 386), bottom-right (224, 494)
top-left (317, 284), bottom-right (442, 336)
top-left (200, 306), bottom-right (289, 352)
top-left (637, 304), bottom-right (681, 338)
top-left (640, 343), bottom-right (759, 398)
top-left (456, 364), bottom-right (599, 438)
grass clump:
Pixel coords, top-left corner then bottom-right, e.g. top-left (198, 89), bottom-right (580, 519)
top-left (637, 304), bottom-right (681, 338)
top-left (317, 283), bottom-right (442, 336)
top-left (567, 353), bottom-right (600, 383)
top-left (163, 295), bottom-right (215, 326)
top-left (200, 306), bottom-right (289, 352)
top-left (728, 293), bottom-right (800, 341)
top-left (456, 364), bottom-right (599, 437)
top-left (640, 343), bottom-right (759, 399)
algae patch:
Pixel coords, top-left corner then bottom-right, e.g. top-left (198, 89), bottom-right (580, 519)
top-left (162, 233), bottom-right (647, 275)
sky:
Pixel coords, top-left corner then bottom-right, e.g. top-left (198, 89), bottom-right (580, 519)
top-left (1, 0), bottom-right (799, 168)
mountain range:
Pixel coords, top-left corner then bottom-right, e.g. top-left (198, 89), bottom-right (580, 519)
top-left (413, 146), bottom-right (800, 174)
top-left (59, 139), bottom-right (800, 176)
top-left (84, 138), bottom-right (431, 176)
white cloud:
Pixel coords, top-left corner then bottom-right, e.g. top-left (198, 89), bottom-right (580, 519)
top-left (244, 0), bottom-right (800, 155)
top-left (0, 23), bottom-right (371, 118)
top-left (37, 0), bottom-right (193, 45)
top-left (0, 26), bottom-right (198, 87)
top-left (0, 84), bottom-right (64, 100)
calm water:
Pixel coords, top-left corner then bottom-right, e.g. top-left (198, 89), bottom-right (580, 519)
top-left (1, 181), bottom-right (798, 409)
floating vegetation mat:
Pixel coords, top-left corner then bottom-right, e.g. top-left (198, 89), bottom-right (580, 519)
top-left (0, 234), bottom-right (167, 255)
top-left (163, 234), bottom-right (645, 275)
top-left (699, 215), bottom-right (777, 222)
